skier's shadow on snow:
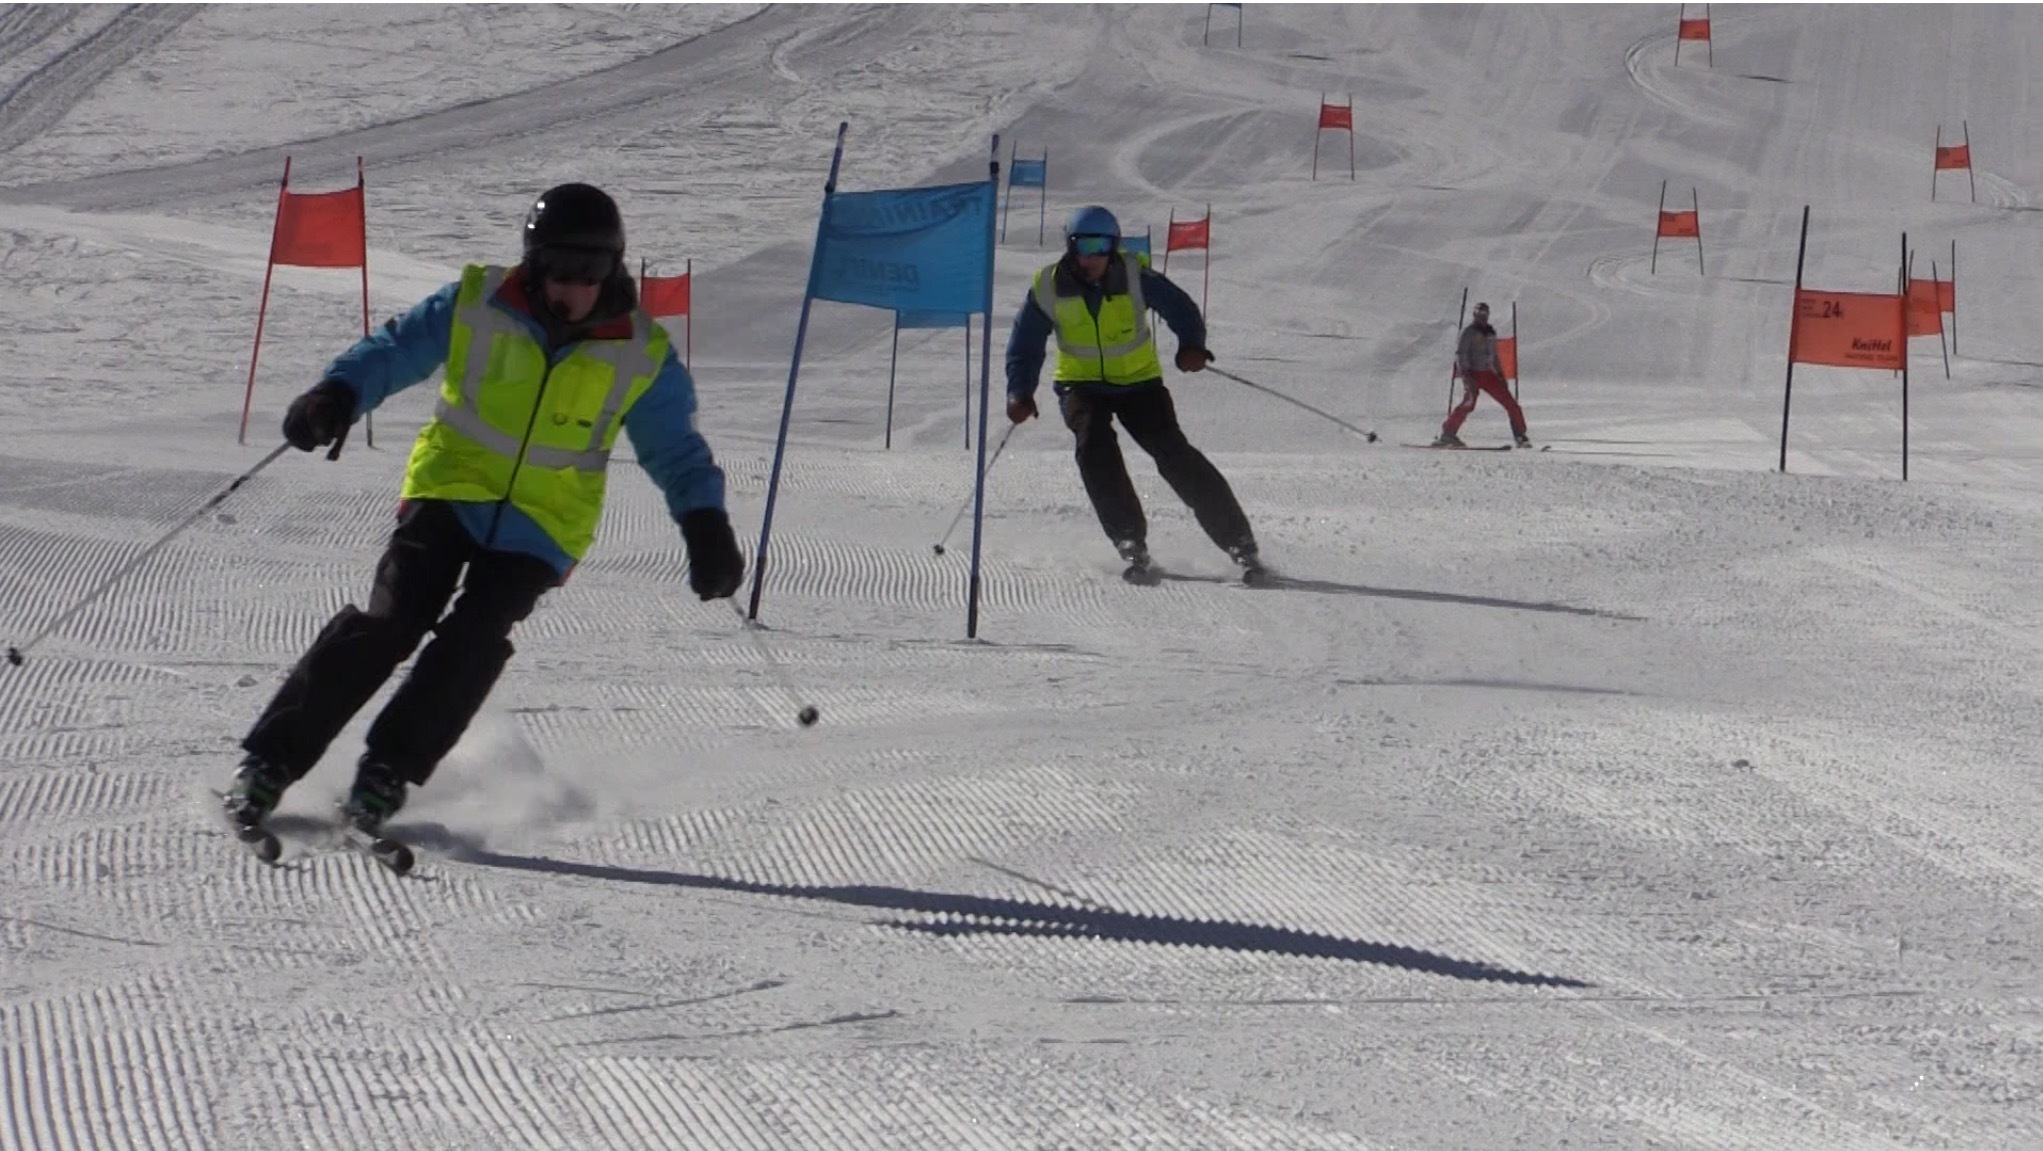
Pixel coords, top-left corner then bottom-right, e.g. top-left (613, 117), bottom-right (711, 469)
top-left (1157, 572), bottom-right (1638, 621)
top-left (459, 849), bottom-right (1589, 988)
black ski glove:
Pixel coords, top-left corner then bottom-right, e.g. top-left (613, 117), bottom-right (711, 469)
top-left (282, 379), bottom-right (356, 452)
top-left (680, 508), bottom-right (744, 601)
top-left (1174, 347), bottom-right (1213, 373)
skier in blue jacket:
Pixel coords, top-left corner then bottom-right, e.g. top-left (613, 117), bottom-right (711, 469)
top-left (226, 184), bottom-right (743, 836)
top-left (1005, 205), bottom-right (1261, 583)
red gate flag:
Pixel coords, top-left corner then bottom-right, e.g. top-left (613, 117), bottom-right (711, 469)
top-left (1313, 93), bottom-right (1356, 180)
top-left (1789, 289), bottom-right (1904, 371)
top-left (639, 258), bottom-right (694, 368)
top-left (1905, 279), bottom-right (1943, 337)
top-left (1650, 181), bottom-right (1704, 275)
top-left (241, 156), bottom-right (373, 446)
top-left (1657, 209), bottom-right (1700, 238)
top-left (1161, 206), bottom-right (1213, 315)
top-left (1778, 209), bottom-right (1915, 478)
top-left (1674, 4), bottom-right (1711, 66)
top-left (273, 186), bottom-right (366, 267)
top-left (641, 268), bottom-right (691, 318)
top-left (1932, 123), bottom-right (1976, 202)
top-left (1495, 334), bottom-right (1519, 381)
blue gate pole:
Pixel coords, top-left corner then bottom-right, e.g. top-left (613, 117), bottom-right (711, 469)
top-left (748, 121), bottom-right (850, 621)
top-left (967, 133), bottom-right (1002, 638)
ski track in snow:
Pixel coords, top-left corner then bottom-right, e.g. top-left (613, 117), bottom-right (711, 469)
top-left (2, 4), bottom-right (2042, 1150)
top-left (0, 5), bottom-right (197, 157)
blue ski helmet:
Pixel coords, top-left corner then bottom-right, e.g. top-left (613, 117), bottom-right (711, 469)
top-left (1065, 205), bottom-right (1121, 242)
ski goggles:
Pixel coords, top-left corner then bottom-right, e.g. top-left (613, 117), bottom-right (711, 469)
top-left (1070, 234), bottom-right (1116, 256)
top-left (535, 245), bottom-right (618, 286)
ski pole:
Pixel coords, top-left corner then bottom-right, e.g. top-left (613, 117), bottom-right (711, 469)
top-left (726, 599), bottom-right (819, 727)
top-left (7, 442), bottom-right (294, 668)
top-left (932, 421), bottom-right (1018, 556)
top-left (1207, 366), bottom-right (1379, 443)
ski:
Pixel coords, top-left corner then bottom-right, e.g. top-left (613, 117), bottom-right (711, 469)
top-left (339, 823), bottom-right (416, 876)
top-left (1116, 559), bottom-right (1271, 587)
top-left (210, 789), bottom-right (413, 873)
top-left (234, 822), bottom-right (283, 864)
top-left (212, 790), bottom-right (283, 864)
top-left (1401, 442), bottom-right (1514, 452)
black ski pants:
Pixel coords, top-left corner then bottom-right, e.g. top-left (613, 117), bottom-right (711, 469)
top-left (242, 500), bottom-right (558, 787)
top-left (1057, 383), bottom-right (1254, 554)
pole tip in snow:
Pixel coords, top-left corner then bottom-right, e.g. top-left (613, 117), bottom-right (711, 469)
top-left (5, 646), bottom-right (21, 667)
top-left (797, 705), bottom-right (820, 727)
top-left (932, 544), bottom-right (947, 556)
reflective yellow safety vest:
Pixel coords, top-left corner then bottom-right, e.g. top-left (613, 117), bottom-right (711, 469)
top-left (401, 265), bottom-right (664, 560)
top-left (1034, 254), bottom-right (1163, 386)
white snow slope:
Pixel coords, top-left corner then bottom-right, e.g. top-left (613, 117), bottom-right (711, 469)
top-left (3, 5), bottom-right (2041, 1149)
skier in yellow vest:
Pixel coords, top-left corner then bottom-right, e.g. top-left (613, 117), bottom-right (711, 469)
top-left (1004, 205), bottom-right (1262, 585)
top-left (224, 184), bottom-right (743, 835)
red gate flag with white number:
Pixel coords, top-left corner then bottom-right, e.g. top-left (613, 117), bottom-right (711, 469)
top-left (1790, 290), bottom-right (1904, 371)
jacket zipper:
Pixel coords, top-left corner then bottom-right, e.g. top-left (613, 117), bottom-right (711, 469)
top-left (1085, 284), bottom-right (1108, 380)
top-left (485, 344), bottom-right (563, 549)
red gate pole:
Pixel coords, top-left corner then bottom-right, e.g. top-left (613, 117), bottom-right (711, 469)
top-left (239, 157), bottom-right (292, 445)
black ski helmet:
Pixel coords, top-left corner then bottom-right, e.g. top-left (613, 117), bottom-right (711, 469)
top-left (522, 183), bottom-right (625, 284)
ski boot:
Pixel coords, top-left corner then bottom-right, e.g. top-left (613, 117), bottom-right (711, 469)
top-left (222, 754), bottom-right (289, 828)
top-left (337, 757), bottom-right (417, 875)
top-left (339, 757), bottom-right (408, 835)
top-left (1227, 543), bottom-right (1269, 586)
top-left (1513, 433), bottom-right (1534, 449)
top-left (1116, 538), bottom-right (1159, 585)
top-left (1432, 432), bottom-right (1464, 448)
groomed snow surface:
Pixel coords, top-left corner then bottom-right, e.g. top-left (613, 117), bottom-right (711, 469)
top-left (3, 5), bottom-right (2040, 1149)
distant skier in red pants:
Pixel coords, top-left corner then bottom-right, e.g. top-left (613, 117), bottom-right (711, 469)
top-left (1435, 302), bottom-right (1532, 448)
